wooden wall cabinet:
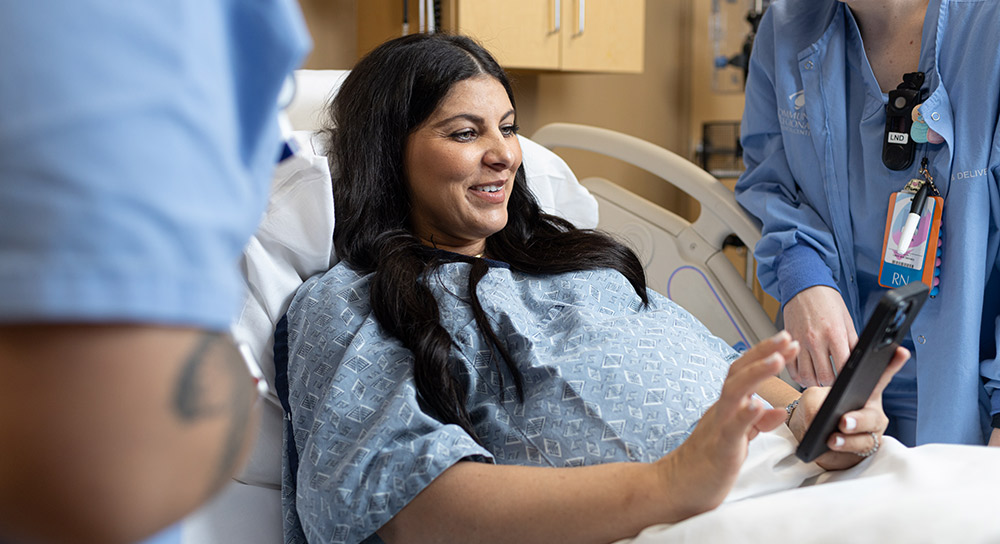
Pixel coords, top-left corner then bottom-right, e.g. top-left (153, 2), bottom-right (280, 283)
top-left (358, 0), bottom-right (645, 73)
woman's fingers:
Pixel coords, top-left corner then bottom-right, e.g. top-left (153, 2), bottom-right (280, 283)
top-left (753, 402), bottom-right (790, 434)
top-left (817, 350), bottom-right (907, 463)
top-left (826, 427), bottom-right (880, 455)
top-left (724, 336), bottom-right (799, 402)
top-left (660, 334), bottom-right (801, 512)
top-left (871, 346), bottom-right (910, 399)
top-left (717, 336), bottom-right (798, 438)
top-left (836, 408), bottom-right (883, 436)
top-left (721, 353), bottom-right (782, 408)
top-left (734, 331), bottom-right (791, 366)
top-left (825, 347), bottom-right (908, 450)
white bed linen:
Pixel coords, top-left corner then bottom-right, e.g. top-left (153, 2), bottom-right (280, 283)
top-left (618, 426), bottom-right (1000, 543)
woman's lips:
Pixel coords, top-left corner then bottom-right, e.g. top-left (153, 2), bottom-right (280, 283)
top-left (469, 181), bottom-right (506, 203)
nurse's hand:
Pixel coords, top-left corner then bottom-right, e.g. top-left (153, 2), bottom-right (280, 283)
top-left (787, 346), bottom-right (909, 470)
top-left (988, 429), bottom-right (1000, 447)
top-left (783, 286), bottom-right (858, 387)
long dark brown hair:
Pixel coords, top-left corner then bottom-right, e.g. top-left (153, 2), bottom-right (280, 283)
top-left (325, 33), bottom-right (648, 442)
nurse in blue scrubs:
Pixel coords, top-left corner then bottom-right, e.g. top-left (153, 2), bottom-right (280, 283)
top-left (735, 0), bottom-right (1000, 447)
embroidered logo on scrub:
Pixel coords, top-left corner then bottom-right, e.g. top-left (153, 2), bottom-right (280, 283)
top-left (951, 168), bottom-right (987, 182)
top-left (778, 90), bottom-right (810, 136)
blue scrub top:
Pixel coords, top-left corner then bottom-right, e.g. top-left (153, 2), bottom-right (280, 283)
top-left (0, 0), bottom-right (311, 331)
top-left (0, 2), bottom-right (309, 539)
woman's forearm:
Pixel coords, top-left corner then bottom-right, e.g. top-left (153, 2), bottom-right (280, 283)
top-left (378, 458), bottom-right (693, 544)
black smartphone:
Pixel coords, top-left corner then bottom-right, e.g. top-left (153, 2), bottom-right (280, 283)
top-left (795, 282), bottom-right (929, 462)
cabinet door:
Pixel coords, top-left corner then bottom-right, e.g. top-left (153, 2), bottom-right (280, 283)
top-left (560, 0), bottom-right (644, 72)
top-left (455, 0), bottom-right (561, 70)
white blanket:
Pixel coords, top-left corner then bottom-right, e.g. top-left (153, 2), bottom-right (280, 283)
top-left (620, 427), bottom-right (1000, 543)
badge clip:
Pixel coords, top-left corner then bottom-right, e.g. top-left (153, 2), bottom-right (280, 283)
top-left (882, 72), bottom-right (925, 171)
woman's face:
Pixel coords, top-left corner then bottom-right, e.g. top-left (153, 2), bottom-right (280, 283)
top-left (404, 75), bottom-right (522, 256)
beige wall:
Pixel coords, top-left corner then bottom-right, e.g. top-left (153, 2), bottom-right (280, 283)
top-left (299, 0), bottom-right (358, 69)
top-left (297, 0), bottom-right (748, 223)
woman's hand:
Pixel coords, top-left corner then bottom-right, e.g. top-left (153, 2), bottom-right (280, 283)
top-left (656, 332), bottom-right (799, 519)
top-left (783, 286), bottom-right (858, 387)
top-left (787, 346), bottom-right (910, 470)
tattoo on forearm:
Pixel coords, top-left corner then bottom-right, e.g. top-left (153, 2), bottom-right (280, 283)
top-left (174, 335), bottom-right (219, 421)
top-left (173, 333), bottom-right (254, 492)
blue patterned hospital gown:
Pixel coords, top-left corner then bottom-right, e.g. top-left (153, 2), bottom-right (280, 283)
top-left (279, 260), bottom-right (740, 544)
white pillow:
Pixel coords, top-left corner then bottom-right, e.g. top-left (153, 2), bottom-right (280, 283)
top-left (520, 135), bottom-right (598, 229)
top-left (230, 130), bottom-right (334, 486)
top-left (230, 70), bottom-right (598, 487)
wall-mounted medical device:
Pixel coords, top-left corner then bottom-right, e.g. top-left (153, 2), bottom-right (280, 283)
top-left (710, 0), bottom-right (770, 93)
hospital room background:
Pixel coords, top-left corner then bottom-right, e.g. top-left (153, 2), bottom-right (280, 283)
top-left (298, 0), bottom-right (779, 318)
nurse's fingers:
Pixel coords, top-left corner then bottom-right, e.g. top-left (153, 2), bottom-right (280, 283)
top-left (793, 349), bottom-right (818, 387)
top-left (827, 337), bottom-right (851, 384)
top-left (844, 312), bottom-right (859, 354)
top-left (810, 343), bottom-right (838, 387)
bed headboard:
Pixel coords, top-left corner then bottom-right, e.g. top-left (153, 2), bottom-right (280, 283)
top-left (285, 70), bottom-right (350, 132)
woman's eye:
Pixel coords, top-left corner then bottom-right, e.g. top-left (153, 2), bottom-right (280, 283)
top-left (451, 129), bottom-right (476, 142)
top-left (501, 124), bottom-right (520, 137)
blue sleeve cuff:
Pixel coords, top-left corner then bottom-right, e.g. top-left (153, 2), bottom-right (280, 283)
top-left (775, 244), bottom-right (840, 308)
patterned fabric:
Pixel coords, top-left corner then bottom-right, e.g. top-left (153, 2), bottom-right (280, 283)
top-left (281, 262), bottom-right (739, 543)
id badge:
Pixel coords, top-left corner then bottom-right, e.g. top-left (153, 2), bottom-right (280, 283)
top-left (878, 191), bottom-right (943, 289)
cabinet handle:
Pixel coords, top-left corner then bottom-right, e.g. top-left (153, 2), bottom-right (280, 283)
top-left (402, 0), bottom-right (409, 35)
top-left (574, 0), bottom-right (586, 37)
top-left (423, 0), bottom-right (436, 33)
top-left (551, 0), bottom-right (561, 34)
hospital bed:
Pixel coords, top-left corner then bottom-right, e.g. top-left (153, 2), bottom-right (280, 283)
top-left (178, 70), bottom-right (1000, 544)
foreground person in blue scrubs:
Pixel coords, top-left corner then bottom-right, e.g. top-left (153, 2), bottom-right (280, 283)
top-left (736, 0), bottom-right (1000, 447)
top-left (0, 1), bottom-right (309, 542)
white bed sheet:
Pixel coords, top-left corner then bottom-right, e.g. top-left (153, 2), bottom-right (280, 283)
top-left (617, 426), bottom-right (1000, 543)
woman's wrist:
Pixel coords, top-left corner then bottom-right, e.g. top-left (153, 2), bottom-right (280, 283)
top-left (785, 398), bottom-right (800, 426)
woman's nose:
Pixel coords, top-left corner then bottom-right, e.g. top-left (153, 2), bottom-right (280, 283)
top-left (484, 134), bottom-right (519, 170)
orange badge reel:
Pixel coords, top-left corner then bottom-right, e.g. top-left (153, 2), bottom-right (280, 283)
top-left (878, 170), bottom-right (943, 296)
